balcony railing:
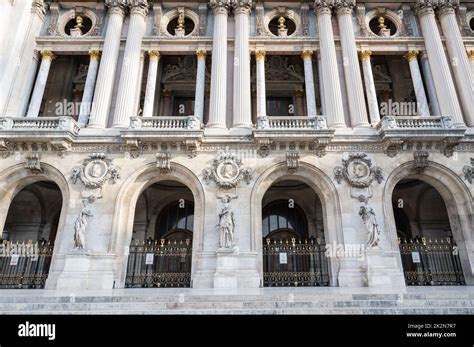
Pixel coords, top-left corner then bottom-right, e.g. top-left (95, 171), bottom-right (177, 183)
top-left (257, 116), bottom-right (328, 130)
top-left (0, 116), bottom-right (80, 135)
top-left (376, 115), bottom-right (454, 131)
top-left (129, 116), bottom-right (201, 130)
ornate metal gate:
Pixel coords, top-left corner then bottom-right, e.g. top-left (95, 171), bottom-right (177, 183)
top-left (263, 238), bottom-right (329, 287)
top-left (0, 240), bottom-right (54, 289)
top-left (125, 238), bottom-right (192, 288)
top-left (399, 237), bottom-right (465, 285)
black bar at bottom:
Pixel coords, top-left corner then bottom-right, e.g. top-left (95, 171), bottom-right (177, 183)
top-left (0, 314), bottom-right (473, 345)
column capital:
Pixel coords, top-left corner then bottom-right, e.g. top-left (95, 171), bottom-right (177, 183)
top-left (148, 50), bottom-right (160, 60)
top-left (414, 0), bottom-right (435, 17)
top-left (359, 50), bottom-right (372, 61)
top-left (89, 50), bottom-right (101, 60)
top-left (436, 2), bottom-right (456, 17)
top-left (209, 0), bottom-right (231, 15)
top-left (255, 50), bottom-right (266, 61)
top-left (232, 0), bottom-right (253, 15)
top-left (162, 89), bottom-right (172, 97)
top-left (467, 50), bottom-right (474, 61)
top-left (105, 0), bottom-right (128, 16)
top-left (404, 50), bottom-right (419, 62)
top-left (301, 49), bottom-right (314, 60)
top-left (295, 89), bottom-right (305, 97)
top-left (196, 49), bottom-right (207, 60)
top-left (31, 0), bottom-right (47, 17)
top-left (314, 0), bottom-right (333, 15)
top-left (335, 0), bottom-right (356, 16)
top-left (40, 50), bottom-right (55, 61)
top-left (129, 0), bottom-right (149, 17)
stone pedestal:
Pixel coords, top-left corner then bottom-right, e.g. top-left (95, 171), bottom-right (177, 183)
top-left (337, 258), bottom-right (366, 287)
top-left (213, 248), bottom-right (238, 288)
top-left (365, 248), bottom-right (406, 288)
top-left (56, 250), bottom-right (92, 290)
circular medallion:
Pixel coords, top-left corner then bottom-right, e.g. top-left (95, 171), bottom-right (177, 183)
top-left (84, 160), bottom-right (108, 182)
top-left (216, 160), bottom-right (239, 182)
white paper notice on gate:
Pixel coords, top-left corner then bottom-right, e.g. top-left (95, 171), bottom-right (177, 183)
top-left (145, 253), bottom-right (154, 265)
top-left (10, 254), bottom-right (19, 266)
top-left (279, 252), bottom-right (288, 264)
top-left (411, 251), bottom-right (421, 263)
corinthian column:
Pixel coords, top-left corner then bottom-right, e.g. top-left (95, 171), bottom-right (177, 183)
top-left (142, 50), bottom-right (160, 118)
top-left (26, 51), bottom-right (55, 118)
top-left (314, 0), bottom-right (345, 127)
top-left (414, 0), bottom-right (464, 126)
top-left (207, 0), bottom-right (230, 128)
top-left (232, 0), bottom-right (253, 127)
top-left (88, 0), bottom-right (126, 128)
top-left (78, 50), bottom-right (101, 126)
top-left (194, 50), bottom-right (207, 122)
top-left (404, 50), bottom-right (430, 117)
top-left (255, 50), bottom-right (267, 118)
top-left (336, 1), bottom-right (369, 127)
top-left (113, 0), bottom-right (149, 128)
top-left (359, 51), bottom-right (380, 125)
top-left (437, 2), bottom-right (474, 126)
top-left (301, 50), bottom-right (317, 117)
top-left (420, 52), bottom-right (442, 116)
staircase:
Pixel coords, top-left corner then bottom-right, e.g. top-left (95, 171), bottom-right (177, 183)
top-left (0, 287), bottom-right (472, 314)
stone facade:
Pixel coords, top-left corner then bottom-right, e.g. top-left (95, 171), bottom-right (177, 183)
top-left (0, 0), bottom-right (473, 291)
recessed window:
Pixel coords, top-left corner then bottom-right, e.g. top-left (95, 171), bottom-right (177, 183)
top-left (167, 16), bottom-right (195, 36)
top-left (65, 16), bottom-right (92, 36)
top-left (369, 16), bottom-right (396, 37)
top-left (268, 16), bottom-right (296, 37)
top-left (470, 17), bottom-right (474, 31)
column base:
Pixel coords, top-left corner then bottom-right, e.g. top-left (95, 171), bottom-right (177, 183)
top-left (206, 123), bottom-right (227, 129)
top-left (232, 123), bottom-right (253, 128)
top-left (329, 122), bottom-right (347, 128)
top-left (353, 122), bottom-right (371, 128)
top-left (366, 248), bottom-right (406, 288)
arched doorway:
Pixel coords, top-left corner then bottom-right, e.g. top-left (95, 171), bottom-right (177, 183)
top-left (125, 180), bottom-right (194, 288)
top-left (392, 179), bottom-right (465, 285)
top-left (0, 181), bottom-right (62, 289)
top-left (262, 179), bottom-right (329, 287)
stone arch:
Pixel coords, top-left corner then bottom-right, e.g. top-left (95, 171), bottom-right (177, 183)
top-left (0, 163), bottom-right (70, 288)
top-left (250, 161), bottom-right (344, 286)
top-left (110, 162), bottom-right (205, 288)
top-left (383, 161), bottom-right (474, 284)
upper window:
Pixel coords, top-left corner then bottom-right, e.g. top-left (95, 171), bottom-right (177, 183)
top-left (65, 16), bottom-right (93, 36)
top-left (262, 200), bottom-right (307, 239)
top-left (156, 201), bottom-right (194, 240)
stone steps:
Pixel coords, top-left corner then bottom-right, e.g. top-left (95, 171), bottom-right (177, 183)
top-left (0, 288), bottom-right (472, 314)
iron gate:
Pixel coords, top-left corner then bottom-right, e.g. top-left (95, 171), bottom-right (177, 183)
top-left (125, 238), bottom-right (192, 288)
top-left (0, 240), bottom-right (54, 289)
top-left (399, 237), bottom-right (465, 285)
top-left (263, 238), bottom-right (329, 287)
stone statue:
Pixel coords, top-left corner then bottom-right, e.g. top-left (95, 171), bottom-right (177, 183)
top-left (359, 204), bottom-right (380, 248)
top-left (74, 200), bottom-right (93, 250)
top-left (70, 16), bottom-right (84, 37)
top-left (377, 16), bottom-right (391, 37)
top-left (218, 196), bottom-right (235, 249)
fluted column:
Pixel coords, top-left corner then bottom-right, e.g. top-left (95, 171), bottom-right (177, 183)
top-left (78, 50), bottom-right (101, 126)
top-left (314, 1), bottom-right (345, 127)
top-left (88, 1), bottom-right (126, 128)
top-left (207, 0), bottom-right (230, 128)
top-left (142, 50), bottom-right (160, 118)
top-left (301, 50), bottom-right (317, 117)
top-left (2, 0), bottom-right (46, 117)
top-left (359, 51), bottom-right (380, 125)
top-left (415, 1), bottom-right (464, 126)
top-left (404, 50), bottom-right (430, 117)
top-left (232, 0), bottom-right (252, 127)
top-left (336, 2), bottom-right (369, 127)
top-left (437, 2), bottom-right (474, 126)
top-left (420, 52), bottom-right (442, 116)
top-left (194, 50), bottom-right (207, 122)
top-left (317, 53), bottom-right (325, 115)
top-left (26, 51), bottom-right (55, 118)
top-left (113, 0), bottom-right (148, 128)
top-left (468, 50), bottom-right (474, 75)
top-left (255, 50), bottom-right (267, 118)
